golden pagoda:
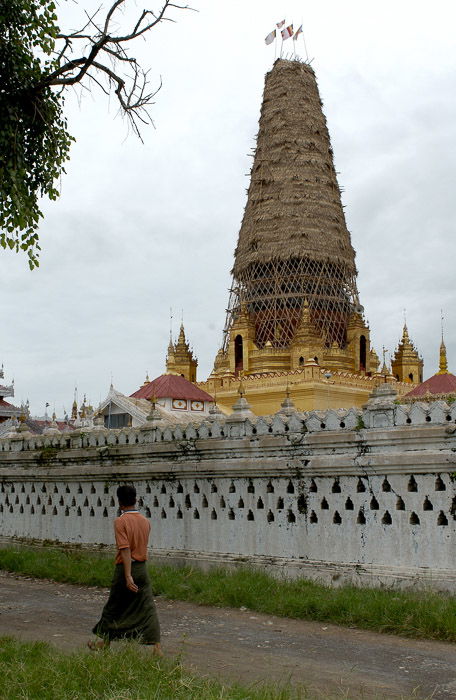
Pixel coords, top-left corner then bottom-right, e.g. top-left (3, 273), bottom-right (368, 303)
top-left (438, 336), bottom-right (449, 375)
top-left (198, 59), bottom-right (419, 414)
top-left (166, 323), bottom-right (198, 382)
top-left (391, 324), bottom-right (423, 383)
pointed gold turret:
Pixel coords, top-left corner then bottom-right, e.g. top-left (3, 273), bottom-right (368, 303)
top-left (166, 323), bottom-right (198, 382)
top-left (290, 299), bottom-right (323, 369)
top-left (391, 324), bottom-right (423, 383)
top-left (438, 337), bottom-right (448, 374)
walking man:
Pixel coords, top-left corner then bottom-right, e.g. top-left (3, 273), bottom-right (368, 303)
top-left (88, 484), bottom-right (162, 655)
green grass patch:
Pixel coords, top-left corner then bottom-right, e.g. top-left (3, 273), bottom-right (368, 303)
top-left (0, 545), bottom-right (113, 587)
top-left (0, 636), bottom-right (311, 700)
top-left (1, 546), bottom-right (456, 642)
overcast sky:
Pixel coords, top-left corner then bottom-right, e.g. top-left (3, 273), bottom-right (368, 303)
top-left (3, 0), bottom-right (456, 416)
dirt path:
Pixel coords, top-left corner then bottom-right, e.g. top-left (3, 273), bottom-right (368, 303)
top-left (1, 572), bottom-right (456, 699)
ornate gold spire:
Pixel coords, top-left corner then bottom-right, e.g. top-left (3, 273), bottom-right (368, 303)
top-left (438, 338), bottom-right (448, 374)
top-left (292, 299), bottom-right (323, 346)
top-left (177, 323), bottom-right (186, 347)
top-left (165, 323), bottom-right (198, 382)
top-left (391, 324), bottom-right (423, 383)
top-left (402, 323), bottom-right (410, 343)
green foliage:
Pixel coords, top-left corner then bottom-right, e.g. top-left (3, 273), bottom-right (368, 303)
top-left (0, 0), bottom-right (74, 269)
top-left (151, 564), bottom-right (456, 642)
top-left (2, 546), bottom-right (456, 642)
top-left (354, 415), bottom-right (365, 430)
top-left (0, 545), bottom-right (113, 586)
top-left (36, 446), bottom-right (60, 464)
top-left (0, 637), bottom-right (312, 700)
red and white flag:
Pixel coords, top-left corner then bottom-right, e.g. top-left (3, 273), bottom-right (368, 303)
top-left (276, 19), bottom-right (285, 28)
top-left (265, 29), bottom-right (276, 45)
top-left (293, 25), bottom-right (303, 40)
top-left (281, 24), bottom-right (293, 40)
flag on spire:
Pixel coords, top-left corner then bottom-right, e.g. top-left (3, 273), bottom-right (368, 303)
top-left (293, 25), bottom-right (303, 40)
top-left (276, 20), bottom-right (285, 28)
top-left (281, 24), bottom-right (293, 40)
top-left (265, 29), bottom-right (276, 45)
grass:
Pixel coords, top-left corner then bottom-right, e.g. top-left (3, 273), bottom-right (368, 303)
top-left (1, 546), bottom-right (456, 643)
top-left (0, 636), bottom-right (313, 700)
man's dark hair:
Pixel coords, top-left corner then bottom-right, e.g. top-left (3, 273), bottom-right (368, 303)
top-left (117, 484), bottom-right (136, 507)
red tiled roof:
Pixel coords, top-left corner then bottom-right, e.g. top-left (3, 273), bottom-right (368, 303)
top-left (405, 372), bottom-right (456, 397)
top-left (130, 374), bottom-right (213, 402)
top-left (0, 399), bottom-right (20, 416)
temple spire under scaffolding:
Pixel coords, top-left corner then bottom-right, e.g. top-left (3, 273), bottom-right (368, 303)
top-left (227, 58), bottom-right (360, 352)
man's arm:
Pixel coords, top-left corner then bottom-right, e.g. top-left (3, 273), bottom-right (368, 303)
top-left (119, 547), bottom-right (139, 593)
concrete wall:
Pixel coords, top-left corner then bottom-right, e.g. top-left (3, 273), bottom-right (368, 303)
top-left (1, 389), bottom-right (456, 590)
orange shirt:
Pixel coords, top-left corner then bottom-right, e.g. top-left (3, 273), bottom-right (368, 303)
top-left (114, 511), bottom-right (151, 564)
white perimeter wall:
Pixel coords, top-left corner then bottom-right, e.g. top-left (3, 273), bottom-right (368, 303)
top-left (1, 397), bottom-right (456, 590)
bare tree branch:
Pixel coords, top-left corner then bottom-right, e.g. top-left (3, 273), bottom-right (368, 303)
top-left (40, 0), bottom-right (193, 139)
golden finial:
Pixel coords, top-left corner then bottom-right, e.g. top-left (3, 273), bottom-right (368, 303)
top-left (402, 322), bottom-right (409, 342)
top-left (438, 340), bottom-right (448, 374)
top-left (438, 310), bottom-right (448, 374)
top-left (238, 372), bottom-right (245, 397)
top-left (438, 316), bottom-right (448, 374)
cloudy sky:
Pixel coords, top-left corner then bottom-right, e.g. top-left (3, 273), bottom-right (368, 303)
top-left (3, 0), bottom-right (456, 416)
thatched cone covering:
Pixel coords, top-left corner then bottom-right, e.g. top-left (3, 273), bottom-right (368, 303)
top-left (233, 59), bottom-right (356, 278)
